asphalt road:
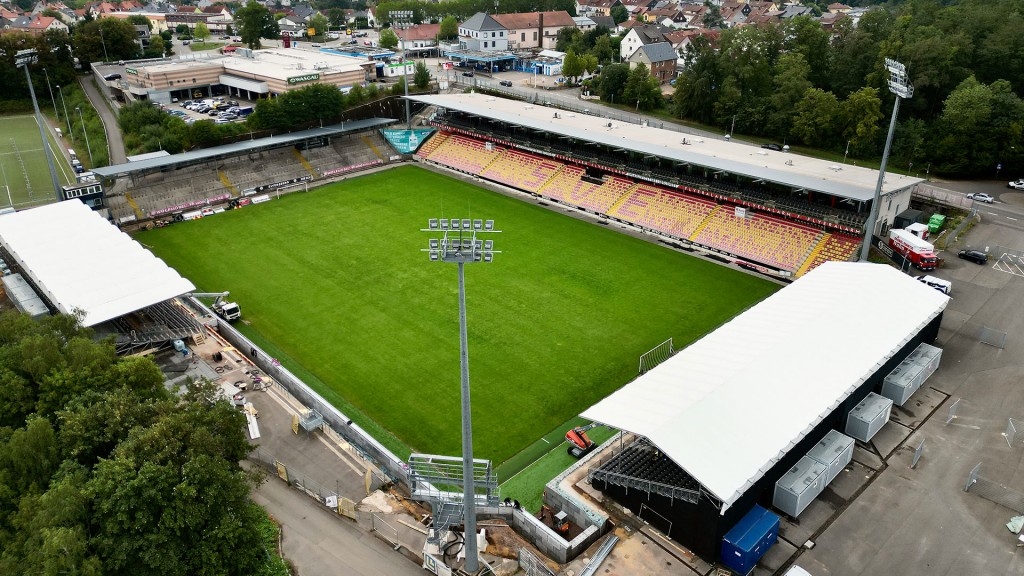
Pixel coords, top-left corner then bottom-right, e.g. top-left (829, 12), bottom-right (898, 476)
top-left (251, 476), bottom-right (424, 576)
top-left (79, 74), bottom-right (126, 164)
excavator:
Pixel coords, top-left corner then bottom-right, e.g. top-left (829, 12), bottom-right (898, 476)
top-left (565, 423), bottom-right (599, 458)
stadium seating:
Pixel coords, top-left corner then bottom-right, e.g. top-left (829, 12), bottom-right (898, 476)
top-left (424, 134), bottom-right (503, 174)
top-left (608, 183), bottom-right (717, 239)
top-left (592, 438), bottom-right (700, 493)
top-left (690, 206), bottom-right (822, 271)
top-left (415, 132), bottom-right (448, 158)
top-left (797, 233), bottom-right (862, 276)
top-left (539, 166), bottom-right (634, 213)
top-left (479, 150), bottom-right (563, 193)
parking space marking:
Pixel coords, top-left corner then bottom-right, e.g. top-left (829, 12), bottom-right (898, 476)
top-left (993, 253), bottom-right (1024, 277)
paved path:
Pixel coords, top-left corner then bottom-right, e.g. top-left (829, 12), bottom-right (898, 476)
top-left (79, 74), bottom-right (126, 164)
top-left (251, 474), bottom-right (425, 576)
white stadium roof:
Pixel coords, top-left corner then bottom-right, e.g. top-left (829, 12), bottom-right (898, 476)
top-left (0, 200), bottom-right (195, 327)
top-left (581, 261), bottom-right (948, 511)
top-left (410, 93), bottom-right (924, 202)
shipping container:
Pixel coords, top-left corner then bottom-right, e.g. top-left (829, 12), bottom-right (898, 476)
top-left (845, 393), bottom-right (892, 442)
top-left (773, 456), bottom-right (827, 518)
top-left (721, 504), bottom-right (780, 575)
top-left (881, 363), bottom-right (920, 406)
top-left (806, 430), bottom-right (854, 485)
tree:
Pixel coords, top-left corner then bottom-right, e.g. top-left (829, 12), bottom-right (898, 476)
top-left (840, 87), bottom-right (883, 156)
top-left (611, 4), bottom-right (629, 24)
top-left (702, 0), bottom-right (724, 29)
top-left (790, 87), bottom-right (841, 148)
top-left (391, 76), bottom-right (406, 96)
top-left (766, 52), bottom-right (812, 138)
top-left (236, 0), bottom-right (279, 49)
top-left (194, 21), bottom-right (210, 42)
top-left (562, 50), bottom-right (583, 84)
top-left (175, 24), bottom-right (189, 35)
top-left (622, 63), bottom-right (661, 111)
top-left (414, 60), bottom-right (430, 89)
top-left (672, 35), bottom-right (720, 124)
top-left (143, 35), bottom-right (166, 59)
top-left (126, 14), bottom-right (152, 31)
top-left (72, 18), bottom-right (140, 67)
top-left (591, 34), bottom-right (613, 64)
top-left (598, 63), bottom-right (630, 103)
top-left (379, 27), bottom-right (399, 49)
top-left (439, 15), bottom-right (458, 40)
top-left (310, 13), bottom-right (330, 37)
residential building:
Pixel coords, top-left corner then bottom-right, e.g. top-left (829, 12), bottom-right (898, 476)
top-left (492, 11), bottom-right (575, 51)
top-left (619, 23), bottom-right (668, 60)
top-left (395, 22), bottom-right (440, 53)
top-left (575, 0), bottom-right (621, 18)
top-left (458, 12), bottom-right (507, 52)
top-left (626, 40), bottom-right (676, 83)
top-left (573, 15), bottom-right (596, 31)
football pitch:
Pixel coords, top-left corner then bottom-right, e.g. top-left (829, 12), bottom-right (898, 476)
top-left (137, 165), bottom-right (778, 470)
top-left (0, 114), bottom-right (74, 209)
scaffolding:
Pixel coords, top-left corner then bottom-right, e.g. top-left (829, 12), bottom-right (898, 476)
top-left (407, 453), bottom-right (500, 543)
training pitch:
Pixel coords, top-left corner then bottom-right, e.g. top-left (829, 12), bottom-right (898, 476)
top-left (0, 115), bottom-right (73, 208)
top-left (138, 165), bottom-right (777, 468)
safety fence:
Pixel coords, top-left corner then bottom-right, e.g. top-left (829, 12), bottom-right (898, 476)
top-left (249, 447), bottom-right (359, 521)
top-left (980, 326), bottom-right (1007, 349)
top-left (964, 463), bottom-right (1024, 514)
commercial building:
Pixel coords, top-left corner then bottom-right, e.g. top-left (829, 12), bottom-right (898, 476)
top-left (100, 48), bottom-right (374, 104)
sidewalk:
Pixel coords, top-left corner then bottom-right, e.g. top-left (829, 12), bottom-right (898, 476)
top-left (79, 74), bottom-right (126, 164)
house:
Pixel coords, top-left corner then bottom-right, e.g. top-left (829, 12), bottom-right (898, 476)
top-left (133, 23), bottom-right (150, 48)
top-left (26, 14), bottom-right (68, 32)
top-left (575, 0), bottom-right (621, 18)
top-left (492, 11), bottom-right (575, 51)
top-left (276, 16), bottom-right (305, 31)
top-left (573, 15), bottom-right (596, 31)
top-left (289, 3), bottom-right (316, 22)
top-left (665, 28), bottom-right (719, 67)
top-left (589, 14), bottom-right (617, 30)
top-left (396, 22), bottom-right (440, 53)
top-left (626, 40), bottom-right (676, 83)
top-left (619, 23), bottom-right (668, 60)
top-left (458, 12), bottom-right (507, 52)
top-left (828, 2), bottom-right (852, 13)
top-left (366, 6), bottom-right (376, 28)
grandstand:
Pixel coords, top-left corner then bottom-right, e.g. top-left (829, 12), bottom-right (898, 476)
top-left (410, 93), bottom-right (925, 277)
top-left (0, 200), bottom-right (200, 353)
top-left (581, 262), bottom-right (948, 560)
top-left (91, 120), bottom-right (398, 226)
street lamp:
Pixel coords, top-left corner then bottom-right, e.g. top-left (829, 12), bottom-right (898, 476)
top-left (390, 10), bottom-right (413, 130)
top-left (421, 217), bottom-right (501, 575)
top-left (42, 68), bottom-right (58, 127)
top-left (57, 85), bottom-right (71, 134)
top-left (16, 49), bottom-right (62, 201)
top-left (76, 107), bottom-right (94, 167)
top-left (99, 24), bottom-right (110, 62)
top-left (859, 58), bottom-right (913, 261)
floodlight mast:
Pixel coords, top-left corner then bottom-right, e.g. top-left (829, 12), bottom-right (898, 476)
top-left (422, 218), bottom-right (500, 575)
top-left (16, 49), bottom-right (62, 202)
top-left (860, 58), bottom-right (913, 261)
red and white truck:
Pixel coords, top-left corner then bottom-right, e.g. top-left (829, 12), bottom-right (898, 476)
top-left (889, 228), bottom-right (938, 270)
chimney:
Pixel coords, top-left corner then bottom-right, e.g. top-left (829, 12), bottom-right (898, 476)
top-left (538, 12), bottom-right (543, 48)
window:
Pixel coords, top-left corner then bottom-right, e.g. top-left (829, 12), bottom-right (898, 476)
top-left (533, 31), bottom-right (537, 41)
top-left (521, 32), bottom-right (525, 41)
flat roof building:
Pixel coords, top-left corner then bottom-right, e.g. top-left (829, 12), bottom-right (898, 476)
top-left (110, 48), bottom-right (374, 104)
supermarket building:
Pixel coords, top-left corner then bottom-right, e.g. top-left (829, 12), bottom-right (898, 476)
top-left (97, 48), bottom-right (374, 104)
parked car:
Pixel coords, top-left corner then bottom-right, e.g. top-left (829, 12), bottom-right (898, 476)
top-left (207, 109), bottom-right (220, 116)
top-left (1008, 179), bottom-right (1024, 190)
top-left (958, 249), bottom-right (988, 264)
top-left (462, 71), bottom-right (474, 77)
top-left (761, 143), bottom-right (783, 151)
top-left (180, 100), bottom-right (193, 108)
top-left (182, 39), bottom-right (191, 45)
top-left (347, 39), bottom-right (357, 45)
top-left (232, 36), bottom-right (242, 42)
top-left (103, 73), bottom-right (121, 81)
top-left (966, 192), bottom-right (994, 203)
top-left (215, 117), bottom-right (234, 124)
top-left (218, 113), bottom-right (238, 121)
top-left (219, 35), bottom-right (230, 39)
top-left (499, 80), bottom-right (512, 87)
top-left (228, 100), bottom-right (239, 107)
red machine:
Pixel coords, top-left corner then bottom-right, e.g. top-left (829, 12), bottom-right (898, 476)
top-left (566, 423), bottom-right (599, 458)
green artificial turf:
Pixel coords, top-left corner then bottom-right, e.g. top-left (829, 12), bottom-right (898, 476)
top-left (138, 165), bottom-right (777, 466)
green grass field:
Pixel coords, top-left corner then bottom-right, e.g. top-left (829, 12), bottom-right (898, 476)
top-left (137, 166), bottom-right (777, 470)
top-left (0, 114), bottom-right (74, 209)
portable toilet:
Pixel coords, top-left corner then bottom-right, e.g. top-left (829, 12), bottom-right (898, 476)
top-left (721, 504), bottom-right (780, 575)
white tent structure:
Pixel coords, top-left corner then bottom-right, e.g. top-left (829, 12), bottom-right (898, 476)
top-left (0, 200), bottom-right (195, 327)
top-left (581, 261), bottom-right (948, 511)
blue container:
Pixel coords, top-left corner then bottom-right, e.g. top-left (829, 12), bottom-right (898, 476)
top-left (721, 504), bottom-right (780, 575)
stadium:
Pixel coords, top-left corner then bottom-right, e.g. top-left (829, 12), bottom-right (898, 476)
top-left (1, 92), bottom-right (950, 573)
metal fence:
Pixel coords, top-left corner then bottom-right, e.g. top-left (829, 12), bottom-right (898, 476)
top-left (946, 398), bottom-right (961, 424)
top-left (964, 463), bottom-right (1024, 513)
top-left (185, 297), bottom-right (409, 487)
top-left (946, 209), bottom-right (980, 248)
top-left (980, 326), bottom-right (1008, 349)
top-left (518, 547), bottom-right (555, 576)
top-left (1006, 418), bottom-right (1018, 448)
top-left (911, 438), bottom-right (925, 469)
top-left (913, 184), bottom-right (976, 210)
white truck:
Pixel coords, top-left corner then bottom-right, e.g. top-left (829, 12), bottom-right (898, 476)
top-left (189, 292), bottom-right (241, 321)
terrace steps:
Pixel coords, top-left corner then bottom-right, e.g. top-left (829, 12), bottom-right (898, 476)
top-left (797, 234), bottom-right (830, 277)
top-left (688, 205), bottom-right (721, 241)
top-left (218, 171), bottom-right (239, 197)
top-left (292, 149), bottom-right (316, 177)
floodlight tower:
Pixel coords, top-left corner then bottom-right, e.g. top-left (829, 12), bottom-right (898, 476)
top-left (422, 218), bottom-right (500, 575)
top-left (16, 49), bottom-right (62, 202)
top-left (860, 58), bottom-right (913, 261)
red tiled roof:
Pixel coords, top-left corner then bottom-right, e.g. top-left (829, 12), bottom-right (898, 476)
top-left (400, 22), bottom-right (440, 41)
top-left (492, 10), bottom-right (575, 30)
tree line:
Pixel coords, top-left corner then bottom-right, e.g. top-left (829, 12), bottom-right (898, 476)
top-left (0, 312), bottom-right (285, 575)
top-left (671, 0), bottom-right (1024, 177)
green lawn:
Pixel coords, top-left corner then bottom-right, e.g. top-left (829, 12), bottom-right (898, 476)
top-left (0, 114), bottom-right (74, 209)
top-left (189, 41), bottom-right (225, 51)
top-left (137, 166), bottom-right (777, 467)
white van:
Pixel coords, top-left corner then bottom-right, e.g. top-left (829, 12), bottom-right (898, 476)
top-left (917, 275), bottom-right (951, 295)
top-left (67, 148), bottom-right (77, 161)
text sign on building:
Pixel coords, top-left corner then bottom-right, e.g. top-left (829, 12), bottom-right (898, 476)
top-left (287, 73), bottom-right (321, 85)
top-left (126, 67), bottom-right (138, 75)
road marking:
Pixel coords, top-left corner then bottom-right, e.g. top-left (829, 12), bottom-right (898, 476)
top-left (1007, 217), bottom-right (1018, 221)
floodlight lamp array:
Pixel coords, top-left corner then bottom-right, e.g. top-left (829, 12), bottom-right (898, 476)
top-left (423, 217), bottom-right (501, 263)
